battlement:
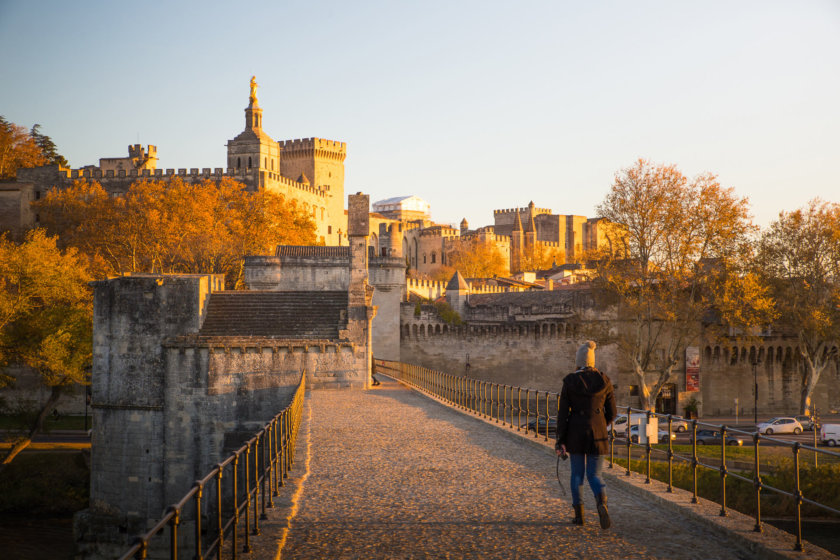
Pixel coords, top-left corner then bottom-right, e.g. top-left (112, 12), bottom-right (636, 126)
top-left (405, 277), bottom-right (514, 301)
top-left (494, 206), bottom-right (552, 216)
top-left (279, 137), bottom-right (347, 155)
top-left (419, 225), bottom-right (459, 238)
top-left (42, 166), bottom-right (327, 198)
top-left (128, 144), bottom-right (157, 158)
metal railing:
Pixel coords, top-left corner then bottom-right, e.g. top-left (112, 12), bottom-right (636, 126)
top-left (118, 371), bottom-right (306, 560)
top-left (376, 359), bottom-right (840, 552)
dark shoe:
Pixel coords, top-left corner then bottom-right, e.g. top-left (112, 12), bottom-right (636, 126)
top-left (572, 504), bottom-right (584, 525)
top-left (596, 493), bottom-right (611, 530)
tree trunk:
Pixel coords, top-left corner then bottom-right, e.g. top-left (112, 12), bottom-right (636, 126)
top-left (0, 385), bottom-right (64, 471)
top-left (799, 360), bottom-right (825, 415)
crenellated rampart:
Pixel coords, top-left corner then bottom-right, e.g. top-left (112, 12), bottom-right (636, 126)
top-left (279, 138), bottom-right (347, 162)
top-left (494, 206), bottom-right (552, 216)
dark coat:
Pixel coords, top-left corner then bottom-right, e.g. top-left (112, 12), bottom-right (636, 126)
top-left (555, 367), bottom-right (617, 455)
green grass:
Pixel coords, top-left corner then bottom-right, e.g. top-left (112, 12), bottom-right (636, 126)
top-left (0, 452), bottom-right (89, 515)
top-left (0, 414), bottom-right (91, 432)
top-left (610, 457), bottom-right (840, 519)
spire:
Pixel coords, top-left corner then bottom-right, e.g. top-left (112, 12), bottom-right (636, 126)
top-left (512, 208), bottom-right (523, 232)
top-left (525, 205), bottom-right (536, 234)
top-left (297, 172), bottom-right (310, 185)
top-left (245, 76), bottom-right (263, 130)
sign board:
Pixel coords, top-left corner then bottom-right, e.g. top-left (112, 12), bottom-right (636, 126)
top-left (686, 346), bottom-right (700, 392)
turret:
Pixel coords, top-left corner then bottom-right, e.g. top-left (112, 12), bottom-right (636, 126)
top-left (460, 218), bottom-right (469, 236)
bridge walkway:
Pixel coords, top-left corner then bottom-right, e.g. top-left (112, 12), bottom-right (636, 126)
top-left (245, 377), bottom-right (769, 559)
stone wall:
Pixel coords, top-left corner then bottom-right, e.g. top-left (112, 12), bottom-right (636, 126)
top-left (399, 312), bottom-right (840, 416)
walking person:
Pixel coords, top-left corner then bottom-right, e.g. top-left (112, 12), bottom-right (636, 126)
top-left (555, 340), bottom-right (617, 528)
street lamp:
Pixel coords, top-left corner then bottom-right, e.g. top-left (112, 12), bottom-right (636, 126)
top-left (751, 355), bottom-right (761, 425)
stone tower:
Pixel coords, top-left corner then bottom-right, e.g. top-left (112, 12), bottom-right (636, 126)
top-left (510, 208), bottom-right (523, 274)
top-left (445, 271), bottom-right (470, 317)
top-left (460, 217), bottom-right (469, 236)
top-left (524, 201), bottom-right (537, 267)
top-left (279, 138), bottom-right (347, 245)
top-left (226, 77), bottom-right (281, 185)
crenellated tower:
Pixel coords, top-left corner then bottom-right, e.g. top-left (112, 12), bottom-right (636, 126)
top-left (510, 208), bottom-right (524, 273)
top-left (279, 138), bottom-right (346, 245)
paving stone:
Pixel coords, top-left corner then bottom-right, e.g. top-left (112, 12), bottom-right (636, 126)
top-left (239, 378), bottom-right (776, 559)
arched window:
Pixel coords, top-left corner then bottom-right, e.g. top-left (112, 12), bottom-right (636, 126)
top-left (431, 252), bottom-right (436, 264)
top-left (237, 157), bottom-right (241, 168)
top-left (248, 156), bottom-right (252, 168)
top-left (423, 254), bottom-right (427, 264)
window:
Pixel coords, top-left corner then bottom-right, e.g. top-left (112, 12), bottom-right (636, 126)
top-left (248, 156), bottom-right (252, 168)
top-left (328, 226), bottom-right (332, 234)
top-left (264, 157), bottom-right (267, 168)
top-left (237, 157), bottom-right (241, 168)
top-left (423, 254), bottom-right (427, 264)
top-left (431, 252), bottom-right (436, 264)
top-left (35, 191), bottom-right (41, 200)
top-left (271, 159), bottom-right (274, 170)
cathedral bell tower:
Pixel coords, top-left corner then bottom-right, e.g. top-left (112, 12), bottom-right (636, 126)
top-left (226, 76), bottom-right (281, 190)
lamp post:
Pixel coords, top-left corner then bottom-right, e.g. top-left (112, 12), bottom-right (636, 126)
top-left (751, 356), bottom-right (761, 425)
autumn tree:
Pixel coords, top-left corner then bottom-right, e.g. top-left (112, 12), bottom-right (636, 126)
top-left (0, 116), bottom-right (47, 179)
top-left (30, 123), bottom-right (68, 167)
top-left (520, 243), bottom-right (565, 272)
top-left (34, 177), bottom-right (316, 287)
top-left (592, 159), bottom-right (771, 411)
top-left (445, 237), bottom-right (508, 278)
top-left (754, 200), bottom-right (840, 414)
top-left (0, 229), bottom-right (92, 468)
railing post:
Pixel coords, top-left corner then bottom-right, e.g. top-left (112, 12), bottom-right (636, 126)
top-left (232, 456), bottom-right (239, 560)
top-left (194, 484), bottom-right (203, 560)
top-left (645, 410), bottom-right (652, 484)
top-left (793, 442), bottom-right (803, 551)
top-left (266, 423), bottom-right (275, 508)
top-left (719, 425), bottom-right (728, 516)
top-left (625, 406), bottom-right (631, 477)
top-left (261, 431), bottom-right (269, 520)
top-left (666, 415), bottom-right (673, 492)
top-left (169, 507), bottom-right (180, 560)
top-left (215, 467), bottom-right (223, 558)
top-left (517, 388), bottom-right (522, 430)
top-left (543, 392), bottom-right (550, 442)
top-left (525, 389), bottom-right (531, 435)
top-left (243, 447), bottom-right (252, 553)
top-left (753, 432), bottom-right (763, 533)
top-left (273, 417), bottom-right (280, 496)
top-left (691, 419), bottom-right (698, 504)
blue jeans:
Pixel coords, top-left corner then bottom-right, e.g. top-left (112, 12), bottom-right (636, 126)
top-left (569, 453), bottom-right (605, 505)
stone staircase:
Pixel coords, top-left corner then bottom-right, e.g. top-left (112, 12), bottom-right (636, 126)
top-left (199, 291), bottom-right (348, 339)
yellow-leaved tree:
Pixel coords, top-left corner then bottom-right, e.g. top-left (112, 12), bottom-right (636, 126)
top-left (34, 177), bottom-right (316, 287)
top-left (0, 230), bottom-right (92, 468)
top-left (445, 237), bottom-right (509, 278)
top-left (754, 200), bottom-right (840, 414)
top-left (592, 159), bottom-right (775, 411)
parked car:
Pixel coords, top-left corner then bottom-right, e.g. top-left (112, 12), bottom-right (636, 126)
top-left (522, 416), bottom-right (557, 436)
top-left (658, 418), bottom-right (689, 433)
top-left (689, 429), bottom-right (743, 446)
top-left (756, 417), bottom-right (803, 435)
top-left (794, 415), bottom-right (817, 431)
top-left (820, 424), bottom-right (840, 447)
top-left (628, 424), bottom-right (676, 444)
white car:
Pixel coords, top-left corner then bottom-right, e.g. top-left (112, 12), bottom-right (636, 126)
top-left (629, 424), bottom-right (676, 443)
top-left (756, 417), bottom-right (803, 435)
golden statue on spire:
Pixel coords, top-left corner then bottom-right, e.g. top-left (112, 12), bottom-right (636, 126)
top-left (249, 76), bottom-right (258, 105)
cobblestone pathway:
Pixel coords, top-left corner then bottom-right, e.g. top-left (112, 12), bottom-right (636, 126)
top-left (266, 378), bottom-right (756, 559)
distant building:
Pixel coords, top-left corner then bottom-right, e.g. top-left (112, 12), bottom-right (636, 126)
top-left (0, 79), bottom-right (347, 245)
top-left (372, 195), bottom-right (431, 222)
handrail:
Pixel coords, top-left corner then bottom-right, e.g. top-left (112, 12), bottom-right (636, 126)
top-left (118, 371), bottom-right (307, 560)
top-left (376, 358), bottom-right (839, 553)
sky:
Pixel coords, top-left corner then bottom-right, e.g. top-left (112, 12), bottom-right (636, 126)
top-left (1, 1), bottom-right (838, 229)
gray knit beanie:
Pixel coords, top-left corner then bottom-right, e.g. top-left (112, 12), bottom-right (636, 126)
top-left (576, 340), bottom-right (596, 369)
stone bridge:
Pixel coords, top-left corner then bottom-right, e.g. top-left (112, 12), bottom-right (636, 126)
top-left (227, 376), bottom-right (830, 560)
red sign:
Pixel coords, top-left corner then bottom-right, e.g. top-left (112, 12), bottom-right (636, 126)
top-left (685, 347), bottom-right (700, 392)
